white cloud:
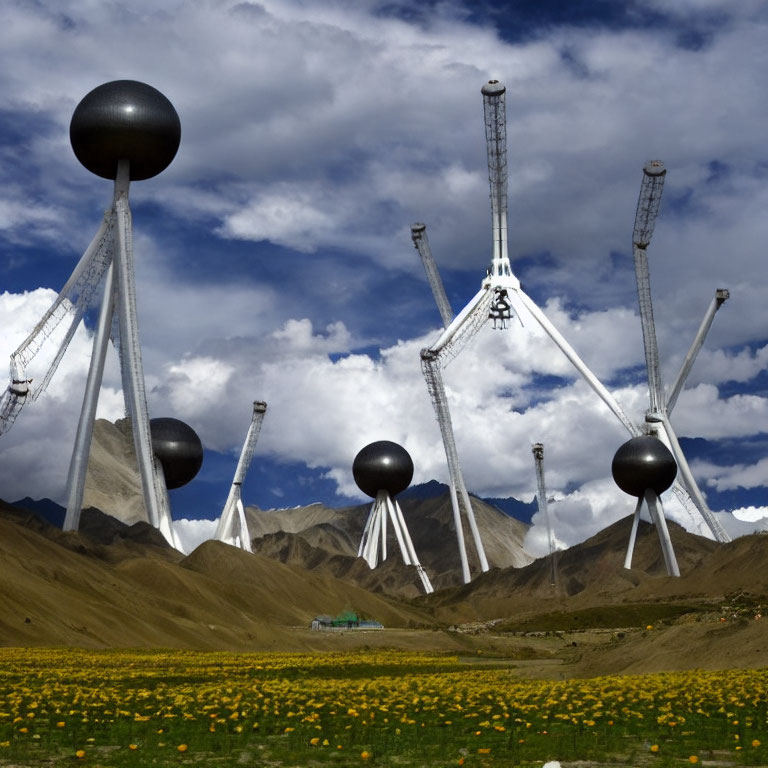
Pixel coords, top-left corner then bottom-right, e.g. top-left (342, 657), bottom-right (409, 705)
top-left (697, 457), bottom-right (768, 492)
top-left (0, 1), bottom-right (765, 554)
top-left (173, 517), bottom-right (217, 555)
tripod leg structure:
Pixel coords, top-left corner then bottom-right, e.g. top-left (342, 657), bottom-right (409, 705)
top-left (357, 491), bottom-right (434, 593)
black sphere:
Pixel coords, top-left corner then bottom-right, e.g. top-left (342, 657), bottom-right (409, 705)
top-left (612, 435), bottom-right (677, 498)
top-left (150, 418), bottom-right (203, 490)
top-left (353, 441), bottom-right (414, 499)
top-left (70, 80), bottom-right (181, 180)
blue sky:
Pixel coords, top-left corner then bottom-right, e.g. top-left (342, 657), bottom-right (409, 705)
top-left (0, 0), bottom-right (766, 553)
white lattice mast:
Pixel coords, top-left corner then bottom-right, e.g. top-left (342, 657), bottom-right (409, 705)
top-left (532, 443), bottom-right (557, 586)
top-left (417, 80), bottom-right (641, 583)
top-left (0, 81), bottom-right (181, 549)
top-left (411, 224), bottom-right (454, 328)
top-left (631, 161), bottom-right (730, 544)
top-left (215, 400), bottom-right (267, 551)
top-left (353, 441), bottom-right (434, 594)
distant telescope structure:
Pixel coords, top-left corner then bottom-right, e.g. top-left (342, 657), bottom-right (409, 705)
top-left (0, 79), bottom-right (182, 549)
top-left (150, 418), bottom-right (203, 489)
top-left (612, 435), bottom-right (680, 577)
top-left (353, 441), bottom-right (434, 594)
top-left (70, 80), bottom-right (181, 180)
top-left (215, 401), bottom-right (268, 552)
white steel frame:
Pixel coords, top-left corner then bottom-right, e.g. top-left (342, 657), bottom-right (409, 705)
top-left (358, 489), bottom-right (434, 594)
top-left (0, 160), bottom-right (178, 549)
top-left (624, 161), bottom-right (730, 576)
top-left (416, 81), bottom-right (638, 584)
top-left (215, 400), bottom-right (267, 551)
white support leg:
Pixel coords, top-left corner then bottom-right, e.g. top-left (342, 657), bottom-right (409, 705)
top-left (514, 288), bottom-right (639, 436)
top-left (658, 415), bottom-right (730, 543)
top-left (358, 501), bottom-right (375, 558)
top-left (448, 480), bottom-right (471, 584)
top-left (421, 352), bottom-right (487, 582)
top-left (388, 496), bottom-right (434, 593)
top-left (645, 488), bottom-right (680, 577)
top-left (153, 458), bottom-right (179, 550)
top-left (380, 497), bottom-right (388, 562)
top-left (623, 496), bottom-right (644, 570)
top-left (666, 289), bottom-right (729, 414)
top-left (63, 260), bottom-right (117, 531)
top-left (235, 496), bottom-right (251, 553)
top-left (112, 161), bottom-right (175, 548)
top-left (384, 495), bottom-right (411, 565)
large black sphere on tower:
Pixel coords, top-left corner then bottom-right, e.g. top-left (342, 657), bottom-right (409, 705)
top-left (353, 441), bottom-right (414, 499)
top-left (150, 418), bottom-right (203, 490)
top-left (70, 80), bottom-right (181, 181)
top-left (612, 435), bottom-right (677, 498)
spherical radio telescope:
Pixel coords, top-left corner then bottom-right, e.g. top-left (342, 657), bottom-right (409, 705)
top-left (70, 80), bottom-right (181, 180)
top-left (352, 440), bottom-right (432, 593)
top-left (150, 418), bottom-right (203, 490)
top-left (612, 435), bottom-right (677, 498)
top-left (353, 440), bottom-right (414, 499)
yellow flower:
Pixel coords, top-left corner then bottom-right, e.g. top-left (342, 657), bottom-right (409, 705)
top-left (689, 756), bottom-right (699, 764)
top-left (753, 739), bottom-right (762, 748)
top-left (646, 625), bottom-right (654, 631)
top-left (18, 727), bottom-right (28, 733)
top-left (129, 744), bottom-right (138, 750)
top-left (361, 750), bottom-right (372, 759)
top-left (310, 737), bottom-right (320, 746)
top-left (56, 721), bottom-right (65, 728)
top-left (650, 744), bottom-right (659, 753)
top-left (477, 747), bottom-right (491, 754)
top-left (177, 744), bottom-right (188, 753)
top-left (75, 750), bottom-right (86, 759)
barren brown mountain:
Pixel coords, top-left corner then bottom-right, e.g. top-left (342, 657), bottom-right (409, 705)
top-left (1, 417), bottom-right (763, 677)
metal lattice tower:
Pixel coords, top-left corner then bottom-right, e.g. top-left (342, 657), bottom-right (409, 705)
top-left (414, 80), bottom-right (642, 583)
top-left (215, 401), bottom-right (267, 551)
top-left (532, 443), bottom-right (557, 587)
top-left (0, 81), bottom-right (182, 549)
top-left (411, 224), bottom-right (454, 329)
top-left (629, 161), bottom-right (730, 545)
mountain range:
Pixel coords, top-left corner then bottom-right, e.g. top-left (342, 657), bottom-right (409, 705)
top-left (1, 417), bottom-right (765, 677)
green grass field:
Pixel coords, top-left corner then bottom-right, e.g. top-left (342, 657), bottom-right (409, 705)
top-left (0, 648), bottom-right (766, 766)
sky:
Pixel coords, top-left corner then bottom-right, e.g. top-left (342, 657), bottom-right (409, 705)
top-left (0, 0), bottom-right (766, 556)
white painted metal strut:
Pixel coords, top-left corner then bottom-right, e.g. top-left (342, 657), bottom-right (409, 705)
top-left (666, 289), bottom-right (729, 414)
top-left (357, 489), bottom-right (434, 594)
top-left (412, 224), bottom-right (454, 329)
top-left (9, 158), bottom-right (178, 549)
top-left (215, 400), bottom-right (267, 551)
top-left (629, 161), bottom-right (730, 545)
top-left (64, 261), bottom-right (117, 531)
top-left (532, 443), bottom-right (557, 586)
top-left (417, 80), bottom-right (647, 583)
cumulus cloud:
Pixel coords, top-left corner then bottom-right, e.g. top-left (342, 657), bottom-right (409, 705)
top-left (0, 0), bottom-right (764, 554)
top-left (173, 517), bottom-right (217, 555)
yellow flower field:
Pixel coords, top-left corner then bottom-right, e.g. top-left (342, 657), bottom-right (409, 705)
top-left (0, 648), bottom-right (764, 766)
